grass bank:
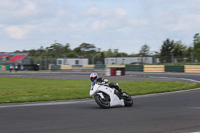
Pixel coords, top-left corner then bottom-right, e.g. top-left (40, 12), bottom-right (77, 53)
top-left (0, 77), bottom-right (200, 103)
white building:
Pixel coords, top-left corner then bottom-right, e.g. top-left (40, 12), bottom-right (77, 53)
top-left (104, 57), bottom-right (153, 65)
top-left (57, 58), bottom-right (89, 65)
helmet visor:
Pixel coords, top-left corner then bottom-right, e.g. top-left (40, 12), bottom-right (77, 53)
top-left (90, 77), bottom-right (96, 82)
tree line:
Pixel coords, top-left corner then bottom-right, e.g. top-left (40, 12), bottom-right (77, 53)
top-left (6, 33), bottom-right (200, 63)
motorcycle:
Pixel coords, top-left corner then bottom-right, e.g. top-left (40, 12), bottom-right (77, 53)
top-left (90, 79), bottom-right (133, 109)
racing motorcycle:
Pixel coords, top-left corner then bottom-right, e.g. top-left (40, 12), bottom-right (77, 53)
top-left (90, 79), bottom-right (133, 109)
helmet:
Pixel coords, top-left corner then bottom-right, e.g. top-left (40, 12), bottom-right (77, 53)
top-left (90, 72), bottom-right (98, 82)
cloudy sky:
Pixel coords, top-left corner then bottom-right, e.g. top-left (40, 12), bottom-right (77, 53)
top-left (0, 0), bottom-right (200, 54)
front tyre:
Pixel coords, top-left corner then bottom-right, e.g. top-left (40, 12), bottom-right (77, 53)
top-left (122, 92), bottom-right (133, 107)
top-left (94, 93), bottom-right (110, 109)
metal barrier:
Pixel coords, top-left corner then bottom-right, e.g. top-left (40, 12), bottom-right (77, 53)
top-left (185, 65), bottom-right (200, 73)
top-left (125, 65), bottom-right (143, 72)
top-left (50, 65), bottom-right (61, 71)
top-left (94, 64), bottom-right (105, 70)
top-left (144, 65), bottom-right (165, 72)
top-left (165, 65), bottom-right (184, 72)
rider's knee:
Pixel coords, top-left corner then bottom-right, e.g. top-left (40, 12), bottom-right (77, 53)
top-left (109, 82), bottom-right (119, 89)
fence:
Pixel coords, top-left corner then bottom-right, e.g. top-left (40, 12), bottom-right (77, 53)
top-left (48, 64), bottom-right (200, 73)
top-left (154, 55), bottom-right (200, 65)
top-left (1, 55), bottom-right (200, 71)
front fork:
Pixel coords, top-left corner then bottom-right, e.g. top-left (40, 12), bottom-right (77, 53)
top-left (96, 92), bottom-right (105, 99)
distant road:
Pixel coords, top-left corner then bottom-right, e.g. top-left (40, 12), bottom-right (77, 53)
top-left (126, 72), bottom-right (200, 83)
top-left (0, 71), bottom-right (200, 83)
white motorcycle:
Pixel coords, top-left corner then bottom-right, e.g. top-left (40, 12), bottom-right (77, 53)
top-left (90, 79), bottom-right (133, 109)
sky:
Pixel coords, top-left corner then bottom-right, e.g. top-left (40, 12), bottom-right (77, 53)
top-left (0, 0), bottom-right (200, 54)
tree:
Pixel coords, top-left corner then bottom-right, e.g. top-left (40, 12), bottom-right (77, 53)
top-left (119, 52), bottom-right (128, 57)
top-left (193, 33), bottom-right (200, 60)
top-left (173, 41), bottom-right (187, 62)
top-left (160, 39), bottom-right (174, 63)
top-left (38, 46), bottom-right (46, 57)
top-left (139, 44), bottom-right (151, 56)
top-left (184, 46), bottom-right (194, 62)
top-left (79, 43), bottom-right (95, 51)
top-left (104, 49), bottom-right (114, 57)
top-left (94, 52), bottom-right (105, 64)
top-left (13, 50), bottom-right (22, 53)
top-left (63, 43), bottom-right (71, 53)
top-left (73, 47), bottom-right (81, 56)
top-left (66, 51), bottom-right (77, 57)
top-left (28, 49), bottom-right (37, 56)
top-left (46, 43), bottom-right (68, 57)
top-left (186, 46), bottom-right (193, 56)
top-left (74, 43), bottom-right (96, 57)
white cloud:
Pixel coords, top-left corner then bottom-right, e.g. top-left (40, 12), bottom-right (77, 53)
top-left (117, 28), bottom-right (129, 34)
top-left (166, 23), bottom-right (189, 31)
top-left (16, 0), bottom-right (38, 17)
top-left (189, 0), bottom-right (200, 9)
top-left (82, 7), bottom-right (131, 31)
top-left (91, 20), bottom-right (102, 30)
top-left (84, 7), bottom-right (128, 19)
top-left (114, 8), bottom-right (128, 17)
top-left (4, 25), bottom-right (35, 39)
top-left (0, 0), bottom-right (19, 9)
top-left (0, 0), bottom-right (55, 25)
top-left (85, 7), bottom-right (99, 16)
top-left (164, 13), bottom-right (200, 32)
top-left (129, 18), bottom-right (149, 27)
top-left (57, 9), bottom-right (70, 17)
top-left (0, 0), bottom-right (200, 53)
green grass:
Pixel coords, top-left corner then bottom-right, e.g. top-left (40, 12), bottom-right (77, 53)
top-left (0, 77), bottom-right (200, 104)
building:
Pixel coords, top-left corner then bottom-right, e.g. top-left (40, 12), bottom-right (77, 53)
top-left (57, 58), bottom-right (89, 65)
top-left (104, 57), bottom-right (153, 65)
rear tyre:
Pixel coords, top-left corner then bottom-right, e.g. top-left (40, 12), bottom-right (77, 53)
top-left (94, 93), bottom-right (110, 109)
top-left (122, 92), bottom-right (133, 107)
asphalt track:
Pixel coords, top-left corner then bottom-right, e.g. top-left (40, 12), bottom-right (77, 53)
top-left (0, 71), bottom-right (200, 133)
top-left (0, 89), bottom-right (200, 133)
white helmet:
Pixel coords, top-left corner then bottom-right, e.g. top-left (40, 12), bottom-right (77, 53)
top-left (90, 72), bottom-right (98, 82)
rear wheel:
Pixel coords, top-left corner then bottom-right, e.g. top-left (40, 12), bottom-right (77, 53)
top-left (94, 93), bottom-right (110, 109)
top-left (122, 92), bottom-right (133, 107)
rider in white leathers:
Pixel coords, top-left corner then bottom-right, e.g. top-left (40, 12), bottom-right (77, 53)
top-left (90, 72), bottom-right (123, 96)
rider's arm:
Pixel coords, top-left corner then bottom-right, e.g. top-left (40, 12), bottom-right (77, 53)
top-left (97, 77), bottom-right (104, 83)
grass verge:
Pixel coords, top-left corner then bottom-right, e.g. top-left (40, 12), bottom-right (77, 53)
top-left (0, 77), bottom-right (200, 103)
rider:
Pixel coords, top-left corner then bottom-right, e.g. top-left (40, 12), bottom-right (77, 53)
top-left (90, 72), bottom-right (123, 95)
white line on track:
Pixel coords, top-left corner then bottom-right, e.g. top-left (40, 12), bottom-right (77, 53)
top-left (179, 78), bottom-right (200, 83)
top-left (133, 88), bottom-right (200, 98)
top-left (0, 99), bottom-right (93, 109)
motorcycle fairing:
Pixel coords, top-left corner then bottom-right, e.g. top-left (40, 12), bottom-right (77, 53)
top-left (90, 84), bottom-right (124, 107)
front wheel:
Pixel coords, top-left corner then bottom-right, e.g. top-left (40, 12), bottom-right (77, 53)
top-left (94, 93), bottom-right (110, 109)
top-left (122, 92), bottom-right (133, 107)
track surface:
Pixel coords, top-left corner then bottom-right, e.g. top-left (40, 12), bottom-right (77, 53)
top-left (0, 71), bottom-right (200, 133)
top-left (0, 89), bottom-right (200, 133)
top-left (0, 71), bottom-right (200, 83)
